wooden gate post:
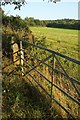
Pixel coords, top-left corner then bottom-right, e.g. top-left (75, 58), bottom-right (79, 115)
top-left (11, 36), bottom-right (20, 66)
top-left (20, 40), bottom-right (24, 76)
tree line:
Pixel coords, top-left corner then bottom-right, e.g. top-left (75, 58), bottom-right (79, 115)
top-left (46, 19), bottom-right (80, 30)
top-left (2, 11), bottom-right (80, 30)
top-left (24, 17), bottom-right (80, 30)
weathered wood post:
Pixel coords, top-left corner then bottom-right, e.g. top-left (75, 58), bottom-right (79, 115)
top-left (28, 30), bottom-right (34, 43)
top-left (11, 36), bottom-right (20, 66)
top-left (20, 40), bottom-right (24, 76)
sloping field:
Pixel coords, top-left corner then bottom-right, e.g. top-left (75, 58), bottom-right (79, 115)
top-left (30, 27), bottom-right (79, 60)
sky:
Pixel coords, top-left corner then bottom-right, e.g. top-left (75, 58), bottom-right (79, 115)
top-left (2, 0), bottom-right (80, 20)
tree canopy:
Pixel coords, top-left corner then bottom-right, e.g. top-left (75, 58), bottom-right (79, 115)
top-left (0, 0), bottom-right (59, 10)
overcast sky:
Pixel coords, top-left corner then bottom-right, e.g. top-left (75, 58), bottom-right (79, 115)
top-left (2, 0), bottom-right (79, 20)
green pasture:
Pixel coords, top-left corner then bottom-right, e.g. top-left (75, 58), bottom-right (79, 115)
top-left (30, 27), bottom-right (79, 60)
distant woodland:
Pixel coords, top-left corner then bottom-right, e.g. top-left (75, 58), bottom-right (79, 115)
top-left (2, 12), bottom-right (80, 30)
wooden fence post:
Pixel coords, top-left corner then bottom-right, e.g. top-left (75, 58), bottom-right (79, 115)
top-left (20, 40), bottom-right (24, 76)
top-left (11, 36), bottom-right (20, 66)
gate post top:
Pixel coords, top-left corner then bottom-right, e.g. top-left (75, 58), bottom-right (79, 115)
top-left (12, 36), bottom-right (15, 39)
top-left (11, 36), bottom-right (16, 43)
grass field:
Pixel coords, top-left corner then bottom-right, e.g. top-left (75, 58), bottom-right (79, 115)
top-left (30, 27), bottom-right (79, 60)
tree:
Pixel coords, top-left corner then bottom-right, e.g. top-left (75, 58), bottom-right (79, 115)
top-left (0, 0), bottom-right (59, 10)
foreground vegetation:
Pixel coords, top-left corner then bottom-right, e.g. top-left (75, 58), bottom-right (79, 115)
top-left (2, 71), bottom-right (59, 119)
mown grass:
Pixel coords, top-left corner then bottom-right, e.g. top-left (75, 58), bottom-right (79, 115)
top-left (30, 27), bottom-right (79, 60)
